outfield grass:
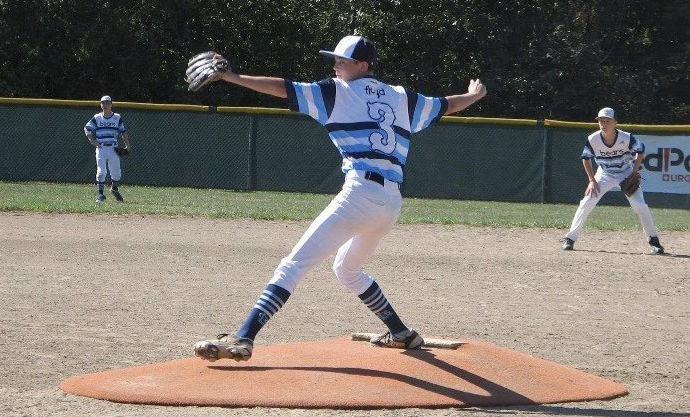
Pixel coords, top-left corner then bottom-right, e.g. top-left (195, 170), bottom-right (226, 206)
top-left (0, 181), bottom-right (687, 231)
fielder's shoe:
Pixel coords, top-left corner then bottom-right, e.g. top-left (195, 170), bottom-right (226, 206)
top-left (96, 194), bottom-right (106, 203)
top-left (370, 329), bottom-right (424, 349)
top-left (648, 236), bottom-right (665, 255)
top-left (110, 189), bottom-right (124, 202)
top-left (194, 334), bottom-right (253, 362)
top-left (561, 238), bottom-right (575, 250)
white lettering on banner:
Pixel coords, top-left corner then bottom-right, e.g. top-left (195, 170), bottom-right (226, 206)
top-left (638, 135), bottom-right (690, 194)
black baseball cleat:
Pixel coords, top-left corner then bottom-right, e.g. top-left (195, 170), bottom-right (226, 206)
top-left (561, 238), bottom-right (574, 250)
top-left (110, 189), bottom-right (124, 202)
top-left (96, 194), bottom-right (106, 203)
top-left (648, 236), bottom-right (664, 255)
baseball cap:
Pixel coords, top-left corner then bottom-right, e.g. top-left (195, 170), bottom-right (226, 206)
top-left (100, 95), bottom-right (112, 102)
top-left (319, 35), bottom-right (377, 68)
top-left (596, 107), bottom-right (615, 120)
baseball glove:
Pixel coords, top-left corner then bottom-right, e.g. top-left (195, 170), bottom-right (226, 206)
top-left (620, 171), bottom-right (642, 197)
top-left (115, 147), bottom-right (129, 157)
top-left (185, 51), bottom-right (229, 92)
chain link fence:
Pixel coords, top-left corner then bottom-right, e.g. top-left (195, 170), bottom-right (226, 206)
top-left (0, 99), bottom-right (687, 208)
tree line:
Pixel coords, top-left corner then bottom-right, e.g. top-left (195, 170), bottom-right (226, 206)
top-left (1, 0), bottom-right (687, 123)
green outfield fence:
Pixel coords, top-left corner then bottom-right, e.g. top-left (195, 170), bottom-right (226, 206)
top-left (0, 97), bottom-right (688, 209)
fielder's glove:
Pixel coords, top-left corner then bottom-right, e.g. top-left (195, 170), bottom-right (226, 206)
top-left (115, 146), bottom-right (130, 157)
top-left (620, 171), bottom-right (642, 197)
top-left (185, 51), bottom-right (229, 92)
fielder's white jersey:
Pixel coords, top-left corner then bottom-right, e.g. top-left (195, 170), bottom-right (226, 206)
top-left (582, 129), bottom-right (644, 174)
top-left (286, 77), bottom-right (448, 183)
top-left (84, 112), bottom-right (127, 146)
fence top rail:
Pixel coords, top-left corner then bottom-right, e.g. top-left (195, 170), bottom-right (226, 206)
top-left (545, 119), bottom-right (690, 132)
top-left (216, 106), bottom-right (291, 115)
top-left (2, 98), bottom-right (687, 131)
top-left (0, 97), bottom-right (209, 112)
top-left (440, 116), bottom-right (538, 126)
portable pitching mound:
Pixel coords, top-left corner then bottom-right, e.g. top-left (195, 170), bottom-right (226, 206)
top-left (60, 335), bottom-right (627, 409)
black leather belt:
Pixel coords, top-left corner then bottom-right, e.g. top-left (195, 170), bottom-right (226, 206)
top-left (101, 143), bottom-right (115, 146)
top-left (364, 171), bottom-right (401, 190)
top-left (364, 171), bottom-right (385, 186)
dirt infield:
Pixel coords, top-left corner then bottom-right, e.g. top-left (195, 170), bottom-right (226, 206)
top-left (1, 212), bottom-right (688, 416)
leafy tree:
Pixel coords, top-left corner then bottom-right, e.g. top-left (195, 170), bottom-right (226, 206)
top-left (0, 0), bottom-right (686, 122)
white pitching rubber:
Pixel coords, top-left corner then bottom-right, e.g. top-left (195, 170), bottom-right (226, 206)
top-left (351, 332), bottom-right (466, 349)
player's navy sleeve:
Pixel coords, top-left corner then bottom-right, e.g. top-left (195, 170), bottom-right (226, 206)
top-left (284, 79), bottom-right (336, 125)
top-left (117, 114), bottom-right (126, 133)
top-left (407, 90), bottom-right (448, 134)
top-left (85, 117), bottom-right (97, 131)
top-left (629, 134), bottom-right (645, 154)
top-left (318, 79), bottom-right (336, 117)
top-left (405, 88), bottom-right (419, 125)
top-left (581, 140), bottom-right (594, 160)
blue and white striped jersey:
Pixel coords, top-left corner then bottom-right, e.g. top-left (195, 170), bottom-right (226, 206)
top-left (285, 77), bottom-right (448, 183)
top-left (84, 112), bottom-right (126, 146)
top-left (582, 129), bottom-right (644, 174)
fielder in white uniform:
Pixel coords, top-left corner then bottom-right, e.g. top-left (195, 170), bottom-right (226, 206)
top-left (562, 107), bottom-right (664, 254)
top-left (194, 35), bottom-right (487, 362)
top-left (84, 95), bottom-right (131, 203)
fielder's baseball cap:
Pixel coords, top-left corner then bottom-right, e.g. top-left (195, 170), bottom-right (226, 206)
top-left (100, 95), bottom-right (112, 102)
top-left (319, 35), bottom-right (377, 68)
top-left (596, 107), bottom-right (616, 120)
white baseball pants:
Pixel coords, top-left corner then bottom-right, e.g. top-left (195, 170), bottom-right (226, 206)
top-left (269, 170), bottom-right (403, 296)
top-left (565, 168), bottom-right (658, 241)
top-left (95, 145), bottom-right (122, 182)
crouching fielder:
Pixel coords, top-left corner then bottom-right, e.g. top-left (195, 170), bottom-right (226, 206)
top-left (562, 107), bottom-right (664, 254)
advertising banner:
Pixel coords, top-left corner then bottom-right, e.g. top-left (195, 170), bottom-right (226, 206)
top-left (639, 135), bottom-right (690, 195)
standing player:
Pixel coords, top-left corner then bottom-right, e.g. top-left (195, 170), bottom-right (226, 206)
top-left (561, 107), bottom-right (664, 254)
top-left (84, 95), bottom-right (131, 203)
top-left (194, 35), bottom-right (487, 362)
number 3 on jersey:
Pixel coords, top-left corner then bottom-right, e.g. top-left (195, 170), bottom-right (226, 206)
top-left (367, 102), bottom-right (397, 154)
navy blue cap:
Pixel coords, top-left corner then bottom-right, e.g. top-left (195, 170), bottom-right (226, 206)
top-left (319, 35), bottom-right (377, 68)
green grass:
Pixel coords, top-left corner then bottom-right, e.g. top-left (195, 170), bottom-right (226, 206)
top-left (1, 181), bottom-right (687, 231)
